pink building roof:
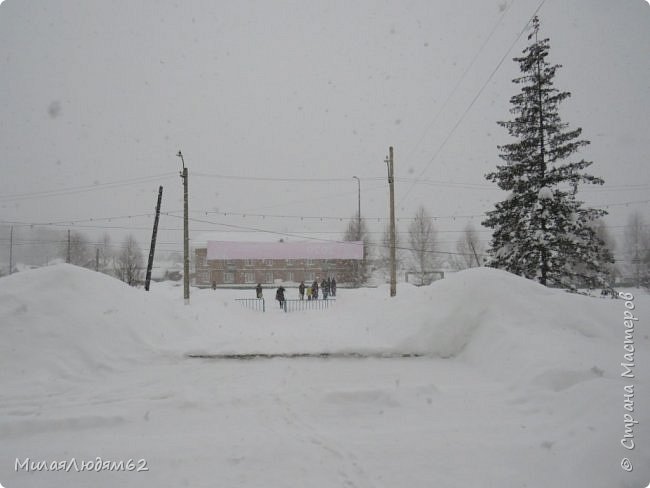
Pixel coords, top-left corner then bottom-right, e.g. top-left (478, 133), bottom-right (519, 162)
top-left (206, 240), bottom-right (364, 260)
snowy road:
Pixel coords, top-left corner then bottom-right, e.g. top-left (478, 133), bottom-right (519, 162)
top-left (3, 354), bottom-right (645, 488)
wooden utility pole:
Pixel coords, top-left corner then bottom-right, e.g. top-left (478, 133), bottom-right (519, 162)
top-left (385, 146), bottom-right (397, 297)
top-left (67, 229), bottom-right (71, 264)
top-left (95, 248), bottom-right (100, 272)
top-left (145, 186), bottom-right (163, 291)
top-left (178, 151), bottom-right (190, 304)
top-left (9, 225), bottom-right (13, 275)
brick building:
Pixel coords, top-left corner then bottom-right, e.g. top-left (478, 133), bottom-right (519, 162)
top-left (194, 239), bottom-right (364, 287)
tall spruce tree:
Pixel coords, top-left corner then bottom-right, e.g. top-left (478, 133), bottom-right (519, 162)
top-left (483, 16), bottom-right (613, 289)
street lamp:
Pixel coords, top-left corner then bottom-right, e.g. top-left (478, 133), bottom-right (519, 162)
top-left (352, 176), bottom-right (360, 234)
top-left (351, 175), bottom-right (362, 287)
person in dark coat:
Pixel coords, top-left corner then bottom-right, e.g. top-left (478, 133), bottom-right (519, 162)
top-left (298, 281), bottom-right (305, 300)
top-left (275, 286), bottom-right (286, 309)
top-left (321, 278), bottom-right (329, 300)
top-left (331, 277), bottom-right (337, 296)
top-left (312, 280), bottom-right (319, 300)
top-left (256, 283), bottom-right (263, 299)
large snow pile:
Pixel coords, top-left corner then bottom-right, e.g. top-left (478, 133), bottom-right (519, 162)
top-left (178, 267), bottom-right (630, 383)
top-left (1, 264), bottom-right (648, 487)
top-left (0, 264), bottom-right (634, 380)
top-left (0, 264), bottom-right (186, 393)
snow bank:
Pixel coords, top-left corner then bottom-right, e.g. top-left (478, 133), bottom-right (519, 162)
top-left (0, 264), bottom-right (185, 392)
top-left (176, 266), bottom-right (632, 384)
top-left (1, 263), bottom-right (642, 388)
top-left (398, 267), bottom-right (627, 382)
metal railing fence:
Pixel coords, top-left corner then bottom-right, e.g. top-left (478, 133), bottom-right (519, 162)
top-left (234, 297), bottom-right (336, 313)
top-left (282, 298), bottom-right (335, 312)
top-left (235, 298), bottom-right (265, 312)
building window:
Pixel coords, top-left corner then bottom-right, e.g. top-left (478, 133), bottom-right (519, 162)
top-left (264, 259), bottom-right (273, 266)
top-left (287, 272), bottom-right (294, 282)
top-left (224, 272), bottom-right (234, 284)
top-left (197, 253), bottom-right (207, 267)
top-left (305, 271), bottom-right (315, 282)
top-left (245, 259), bottom-right (254, 266)
top-left (305, 259), bottom-right (314, 266)
top-left (265, 272), bottom-right (273, 283)
top-left (285, 259), bottom-right (293, 267)
top-left (244, 272), bottom-right (255, 283)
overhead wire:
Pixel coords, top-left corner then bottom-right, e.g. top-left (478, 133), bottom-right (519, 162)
top-left (1, 193), bottom-right (647, 232)
top-left (165, 214), bottom-right (506, 259)
top-left (400, 0), bottom-right (548, 204)
top-left (0, 172), bottom-right (178, 202)
top-left (400, 0), bottom-right (516, 173)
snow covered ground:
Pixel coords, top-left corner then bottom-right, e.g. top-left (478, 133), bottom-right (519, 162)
top-left (1, 264), bottom-right (649, 487)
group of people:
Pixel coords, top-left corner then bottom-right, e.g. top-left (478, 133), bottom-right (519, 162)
top-left (298, 277), bottom-right (336, 301)
top-left (255, 278), bottom-right (338, 309)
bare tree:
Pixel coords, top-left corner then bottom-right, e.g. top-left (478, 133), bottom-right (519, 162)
top-left (2, 225), bottom-right (63, 268)
top-left (60, 231), bottom-right (92, 267)
top-left (343, 213), bottom-right (371, 286)
top-left (114, 234), bottom-right (144, 286)
top-left (97, 232), bottom-right (113, 273)
top-left (591, 219), bottom-right (619, 286)
top-left (408, 206), bottom-right (438, 285)
top-left (379, 222), bottom-right (401, 271)
top-left (623, 211), bottom-right (650, 287)
top-left (453, 223), bottom-right (484, 270)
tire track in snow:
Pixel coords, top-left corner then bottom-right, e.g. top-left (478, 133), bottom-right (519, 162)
top-left (271, 392), bottom-right (375, 488)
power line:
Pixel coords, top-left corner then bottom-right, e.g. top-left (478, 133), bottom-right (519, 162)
top-left (174, 209), bottom-right (487, 221)
top-left (0, 173), bottom-right (177, 202)
top-left (0, 238), bottom-right (180, 247)
top-left (1, 192), bottom-right (647, 233)
top-left (168, 195), bottom-right (650, 222)
top-left (193, 172), bottom-right (371, 183)
top-left (2, 168), bottom-right (645, 220)
top-left (194, 172), bottom-right (499, 190)
top-left (165, 214), bottom-right (490, 259)
top-left (592, 198), bottom-right (650, 208)
top-left (400, 0), bottom-right (548, 204)
top-left (238, 183), bottom-right (389, 214)
top-left (400, 0), bottom-right (516, 171)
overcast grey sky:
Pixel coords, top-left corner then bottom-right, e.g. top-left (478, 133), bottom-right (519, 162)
top-left (1, 0), bottom-right (649, 260)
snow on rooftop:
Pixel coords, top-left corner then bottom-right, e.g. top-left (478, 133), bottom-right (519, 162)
top-left (193, 231), bottom-right (286, 247)
top-left (206, 240), bottom-right (364, 260)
